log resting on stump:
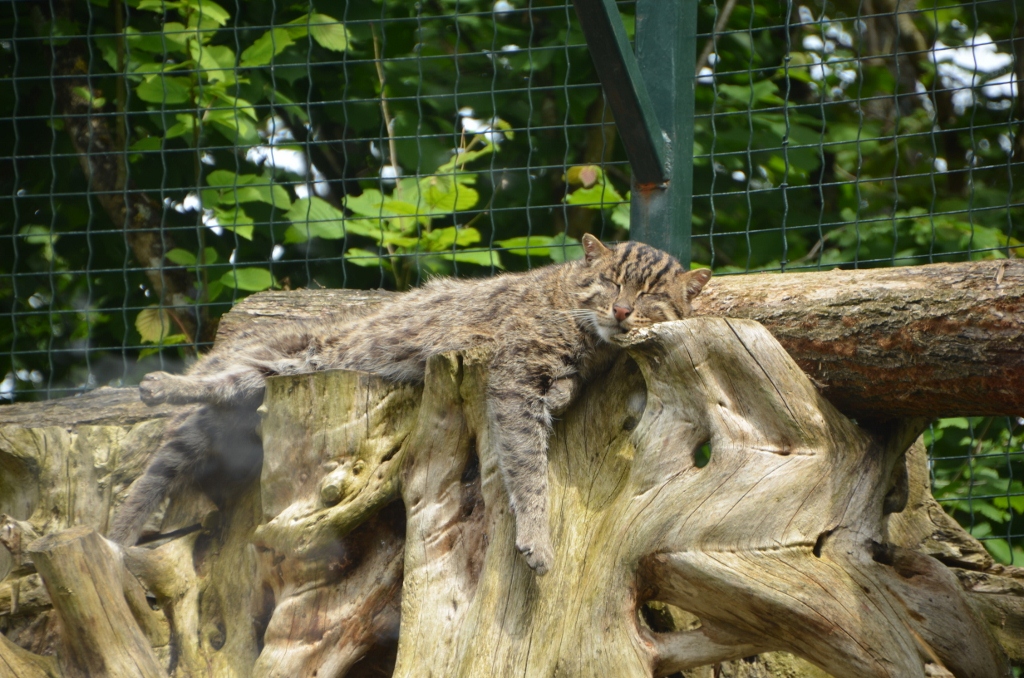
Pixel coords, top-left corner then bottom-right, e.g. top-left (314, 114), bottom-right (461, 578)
top-left (1, 260), bottom-right (1022, 677)
top-left (223, 259), bottom-right (1024, 419)
top-left (692, 259), bottom-right (1024, 417)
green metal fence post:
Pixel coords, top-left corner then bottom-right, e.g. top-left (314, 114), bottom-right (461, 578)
top-left (631, 0), bottom-right (697, 267)
top-left (571, 0), bottom-right (670, 186)
top-left (572, 0), bottom-right (697, 266)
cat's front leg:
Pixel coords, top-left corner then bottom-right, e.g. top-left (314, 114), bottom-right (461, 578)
top-left (544, 375), bottom-right (582, 416)
top-left (488, 374), bottom-right (556, 575)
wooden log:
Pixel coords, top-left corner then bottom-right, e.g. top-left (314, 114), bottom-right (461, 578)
top-left (0, 631), bottom-right (59, 678)
top-left (26, 527), bottom-right (165, 678)
top-left (692, 259), bottom-right (1024, 418)
top-left (218, 260), bottom-right (1024, 419)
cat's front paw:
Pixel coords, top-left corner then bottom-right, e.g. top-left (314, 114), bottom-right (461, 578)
top-left (516, 537), bottom-right (554, 576)
top-left (139, 371), bottom-right (174, 405)
top-left (544, 377), bottom-right (577, 416)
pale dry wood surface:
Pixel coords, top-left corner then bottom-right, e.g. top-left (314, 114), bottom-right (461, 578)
top-left (27, 528), bottom-right (166, 678)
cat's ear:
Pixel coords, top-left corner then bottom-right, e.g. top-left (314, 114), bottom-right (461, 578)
top-left (581, 234), bottom-right (611, 264)
top-left (682, 268), bottom-right (712, 299)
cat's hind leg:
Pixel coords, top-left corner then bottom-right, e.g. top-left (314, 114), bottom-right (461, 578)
top-left (140, 363), bottom-right (271, 407)
top-left (140, 371), bottom-right (210, 405)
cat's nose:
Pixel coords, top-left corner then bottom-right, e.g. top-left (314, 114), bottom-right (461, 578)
top-left (613, 304), bottom-right (632, 322)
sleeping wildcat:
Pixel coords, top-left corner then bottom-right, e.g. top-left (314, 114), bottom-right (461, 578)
top-left (111, 234), bottom-right (711, 575)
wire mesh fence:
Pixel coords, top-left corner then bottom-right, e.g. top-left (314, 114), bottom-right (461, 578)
top-left (695, 0), bottom-right (1021, 274)
top-left (1, 0), bottom-right (1021, 563)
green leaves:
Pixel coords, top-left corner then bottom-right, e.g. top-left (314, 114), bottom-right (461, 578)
top-left (449, 250), bottom-right (503, 268)
top-left (547, 234), bottom-right (585, 263)
top-left (239, 13), bottom-right (350, 68)
top-left (494, 233), bottom-right (583, 262)
top-left (928, 417), bottom-right (1024, 565)
top-left (135, 306), bottom-right (188, 347)
top-left (19, 225), bottom-right (61, 263)
top-left (164, 113), bottom-right (197, 139)
top-left (284, 197), bottom-right (348, 242)
top-left (165, 246), bottom-right (217, 266)
top-left (189, 42), bottom-right (237, 84)
top-left (302, 14), bottom-right (352, 52)
top-left (72, 86), bottom-right (106, 109)
top-left (240, 28), bottom-right (294, 67)
top-left (111, 1), bottom-right (376, 287)
top-left (135, 0), bottom-right (229, 28)
top-left (210, 208), bottom-right (253, 239)
top-left (717, 80), bottom-right (783, 107)
top-left (565, 183), bottom-right (624, 207)
top-left (220, 267), bottom-right (275, 291)
top-left (136, 76), bottom-right (192, 104)
top-left (206, 171), bottom-right (292, 211)
top-left (123, 2), bottom-right (352, 153)
top-left (201, 90), bottom-right (259, 144)
top-left (419, 174), bottom-right (480, 214)
top-left (563, 165), bottom-right (630, 231)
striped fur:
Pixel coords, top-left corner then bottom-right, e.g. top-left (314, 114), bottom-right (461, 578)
top-left (111, 234), bottom-right (711, 574)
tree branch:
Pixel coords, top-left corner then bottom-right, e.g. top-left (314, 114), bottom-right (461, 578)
top-left (50, 21), bottom-right (207, 343)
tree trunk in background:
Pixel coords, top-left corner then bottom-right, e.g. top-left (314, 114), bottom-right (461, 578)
top-left (49, 14), bottom-right (207, 344)
top-left (2, 263), bottom-right (1022, 677)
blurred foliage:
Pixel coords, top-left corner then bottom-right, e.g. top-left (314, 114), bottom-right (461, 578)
top-left (927, 417), bottom-right (1024, 565)
top-left (0, 0), bottom-right (1021, 559)
top-left (692, 0), bottom-right (1020, 273)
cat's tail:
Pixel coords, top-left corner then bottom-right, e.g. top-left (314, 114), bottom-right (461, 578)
top-left (109, 463), bottom-right (177, 545)
top-left (108, 407), bottom-right (207, 545)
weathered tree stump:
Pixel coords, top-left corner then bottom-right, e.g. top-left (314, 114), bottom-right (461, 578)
top-left (254, 318), bottom-right (1010, 677)
top-left (27, 528), bottom-right (165, 678)
top-left (2, 263), bottom-right (1023, 677)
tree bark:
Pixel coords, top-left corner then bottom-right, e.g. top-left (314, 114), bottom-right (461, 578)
top-left (1, 282), bottom-right (1022, 676)
top-left (691, 259), bottom-right (1024, 418)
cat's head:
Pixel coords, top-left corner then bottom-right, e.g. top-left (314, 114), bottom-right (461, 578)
top-left (573, 234), bottom-right (712, 341)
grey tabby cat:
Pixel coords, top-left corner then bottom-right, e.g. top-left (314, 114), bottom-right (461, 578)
top-left (110, 234), bottom-right (711, 575)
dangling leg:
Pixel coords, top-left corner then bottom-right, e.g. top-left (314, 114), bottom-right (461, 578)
top-left (488, 371), bottom-right (556, 575)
